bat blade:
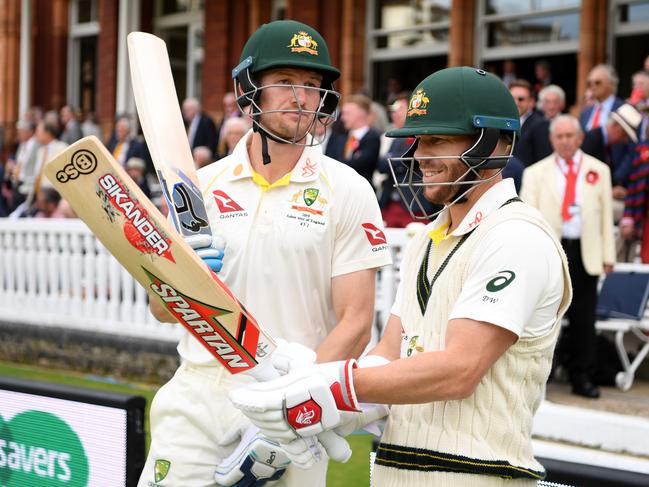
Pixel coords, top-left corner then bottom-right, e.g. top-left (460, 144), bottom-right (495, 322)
top-left (127, 31), bottom-right (210, 239)
top-left (45, 137), bottom-right (275, 375)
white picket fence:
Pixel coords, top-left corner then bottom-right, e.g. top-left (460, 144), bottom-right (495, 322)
top-left (0, 218), bottom-right (411, 343)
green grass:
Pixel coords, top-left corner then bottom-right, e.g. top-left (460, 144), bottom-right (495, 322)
top-left (0, 361), bottom-right (374, 486)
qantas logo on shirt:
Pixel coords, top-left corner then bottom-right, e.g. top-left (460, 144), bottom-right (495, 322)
top-left (362, 223), bottom-right (387, 246)
top-left (213, 190), bottom-right (244, 213)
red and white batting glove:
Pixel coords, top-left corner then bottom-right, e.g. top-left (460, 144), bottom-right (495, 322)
top-left (229, 360), bottom-right (360, 444)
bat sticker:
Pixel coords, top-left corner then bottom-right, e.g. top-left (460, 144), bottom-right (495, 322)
top-left (98, 173), bottom-right (175, 262)
top-left (55, 148), bottom-right (98, 183)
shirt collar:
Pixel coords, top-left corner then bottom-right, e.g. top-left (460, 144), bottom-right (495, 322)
top-left (225, 129), bottom-right (323, 184)
top-left (351, 126), bottom-right (369, 141)
top-left (427, 178), bottom-right (518, 242)
top-left (555, 149), bottom-right (583, 171)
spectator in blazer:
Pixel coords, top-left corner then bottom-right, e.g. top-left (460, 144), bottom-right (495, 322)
top-left (521, 114), bottom-right (615, 399)
top-left (182, 98), bottom-right (218, 156)
top-left (580, 65), bottom-right (624, 132)
top-left (105, 117), bottom-right (152, 172)
top-left (59, 105), bottom-right (83, 145)
top-left (582, 103), bottom-right (642, 196)
top-left (510, 79), bottom-right (552, 166)
top-left (340, 94), bottom-right (381, 189)
top-left (538, 84), bottom-right (565, 121)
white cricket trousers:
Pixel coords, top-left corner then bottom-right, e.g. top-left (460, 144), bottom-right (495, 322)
top-left (138, 362), bottom-right (328, 487)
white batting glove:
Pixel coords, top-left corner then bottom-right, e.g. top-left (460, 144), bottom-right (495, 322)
top-left (214, 425), bottom-right (289, 486)
top-left (271, 339), bottom-right (317, 376)
top-left (229, 360), bottom-right (360, 444)
top-left (185, 234), bottom-right (226, 273)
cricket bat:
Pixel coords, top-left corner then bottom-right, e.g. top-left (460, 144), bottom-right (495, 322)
top-left (124, 33), bottom-right (353, 460)
top-left (127, 31), bottom-right (210, 241)
top-left (44, 137), bottom-right (276, 380)
top-left (45, 139), bottom-right (353, 461)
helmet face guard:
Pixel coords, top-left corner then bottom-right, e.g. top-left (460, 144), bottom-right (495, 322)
top-left (385, 67), bottom-right (520, 220)
top-left (233, 56), bottom-right (340, 146)
top-left (388, 126), bottom-right (517, 220)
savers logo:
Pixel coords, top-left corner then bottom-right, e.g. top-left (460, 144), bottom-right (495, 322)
top-left (0, 410), bottom-right (89, 486)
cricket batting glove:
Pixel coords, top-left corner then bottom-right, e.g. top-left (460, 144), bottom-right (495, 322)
top-left (185, 234), bottom-right (226, 273)
top-left (229, 360), bottom-right (360, 444)
top-left (214, 425), bottom-right (290, 486)
top-left (271, 339), bottom-right (317, 376)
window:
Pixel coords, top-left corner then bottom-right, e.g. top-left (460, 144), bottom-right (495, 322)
top-left (67, 0), bottom-right (99, 113)
top-left (154, 0), bottom-right (204, 101)
top-left (367, 1), bottom-right (450, 101)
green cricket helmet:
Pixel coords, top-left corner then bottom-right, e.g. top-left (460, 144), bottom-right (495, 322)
top-left (386, 67), bottom-right (520, 219)
top-left (232, 20), bottom-right (341, 157)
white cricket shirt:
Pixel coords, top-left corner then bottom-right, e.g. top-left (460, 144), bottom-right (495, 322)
top-left (178, 130), bottom-right (392, 364)
top-left (391, 178), bottom-right (564, 338)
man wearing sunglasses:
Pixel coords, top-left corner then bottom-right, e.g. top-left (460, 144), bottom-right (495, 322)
top-left (580, 64), bottom-right (624, 132)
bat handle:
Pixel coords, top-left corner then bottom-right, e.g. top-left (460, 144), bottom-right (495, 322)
top-left (248, 361), bottom-right (352, 463)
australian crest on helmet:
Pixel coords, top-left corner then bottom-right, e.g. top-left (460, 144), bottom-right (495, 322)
top-left (407, 89), bottom-right (429, 117)
top-left (288, 31), bottom-right (319, 55)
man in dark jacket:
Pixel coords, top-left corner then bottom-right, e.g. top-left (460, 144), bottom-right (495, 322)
top-left (340, 94), bottom-right (381, 189)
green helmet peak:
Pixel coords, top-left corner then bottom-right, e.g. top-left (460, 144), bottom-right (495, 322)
top-left (233, 20), bottom-right (340, 83)
top-left (387, 66), bottom-right (519, 138)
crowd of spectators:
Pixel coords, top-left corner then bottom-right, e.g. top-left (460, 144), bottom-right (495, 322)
top-left (1, 57), bottom-right (649, 398)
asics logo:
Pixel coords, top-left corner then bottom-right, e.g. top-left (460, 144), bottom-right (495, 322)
top-left (212, 190), bottom-right (244, 213)
top-left (362, 223), bottom-right (387, 246)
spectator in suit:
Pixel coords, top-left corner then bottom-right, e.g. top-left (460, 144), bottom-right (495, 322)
top-left (5, 119), bottom-right (39, 212)
top-left (125, 157), bottom-right (151, 198)
top-left (33, 187), bottom-right (65, 218)
top-left (582, 103), bottom-right (642, 197)
top-left (220, 117), bottom-right (250, 158)
top-left (630, 71), bottom-right (649, 143)
top-left (216, 92), bottom-right (242, 156)
top-left (59, 105), bottom-right (83, 145)
top-left (378, 95), bottom-right (417, 227)
top-left (323, 118), bottom-right (347, 162)
top-left (340, 94), bottom-right (381, 188)
top-left (538, 84), bottom-right (566, 121)
top-left (106, 117), bottom-right (151, 170)
top-left (533, 60), bottom-right (553, 96)
top-left (192, 146), bottom-right (214, 169)
top-left (510, 79), bottom-right (552, 166)
top-left (500, 59), bottom-right (517, 87)
top-left (619, 113), bottom-right (649, 261)
top-left (81, 112), bottom-right (102, 139)
top-left (182, 98), bottom-right (218, 156)
top-left (579, 65), bottom-right (624, 131)
top-left (521, 114), bottom-right (615, 398)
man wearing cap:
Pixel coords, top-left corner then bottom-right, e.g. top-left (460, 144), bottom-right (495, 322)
top-left (522, 114), bottom-right (615, 398)
top-left (140, 20), bottom-right (391, 487)
top-left (229, 67), bottom-right (572, 486)
top-left (582, 103), bottom-right (642, 220)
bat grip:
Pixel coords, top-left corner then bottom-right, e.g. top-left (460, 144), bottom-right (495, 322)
top-left (248, 360), bottom-right (352, 463)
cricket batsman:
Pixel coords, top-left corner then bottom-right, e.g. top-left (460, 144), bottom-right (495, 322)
top-left (229, 67), bottom-right (573, 486)
top-left (139, 20), bottom-right (392, 487)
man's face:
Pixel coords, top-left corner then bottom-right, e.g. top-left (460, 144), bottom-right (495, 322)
top-left (414, 134), bottom-right (477, 205)
top-left (115, 120), bottom-right (130, 141)
top-left (390, 100), bottom-right (408, 129)
top-left (341, 102), bottom-right (368, 131)
top-left (257, 67), bottom-right (323, 141)
top-left (550, 119), bottom-right (583, 160)
top-left (223, 94), bottom-right (237, 116)
top-left (541, 93), bottom-right (564, 119)
top-left (510, 87), bottom-right (533, 116)
top-left (587, 67), bottom-right (614, 102)
top-left (607, 122), bottom-right (629, 145)
top-left (182, 101), bottom-right (198, 121)
top-left (633, 74), bottom-right (649, 99)
top-left (35, 123), bottom-right (50, 145)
